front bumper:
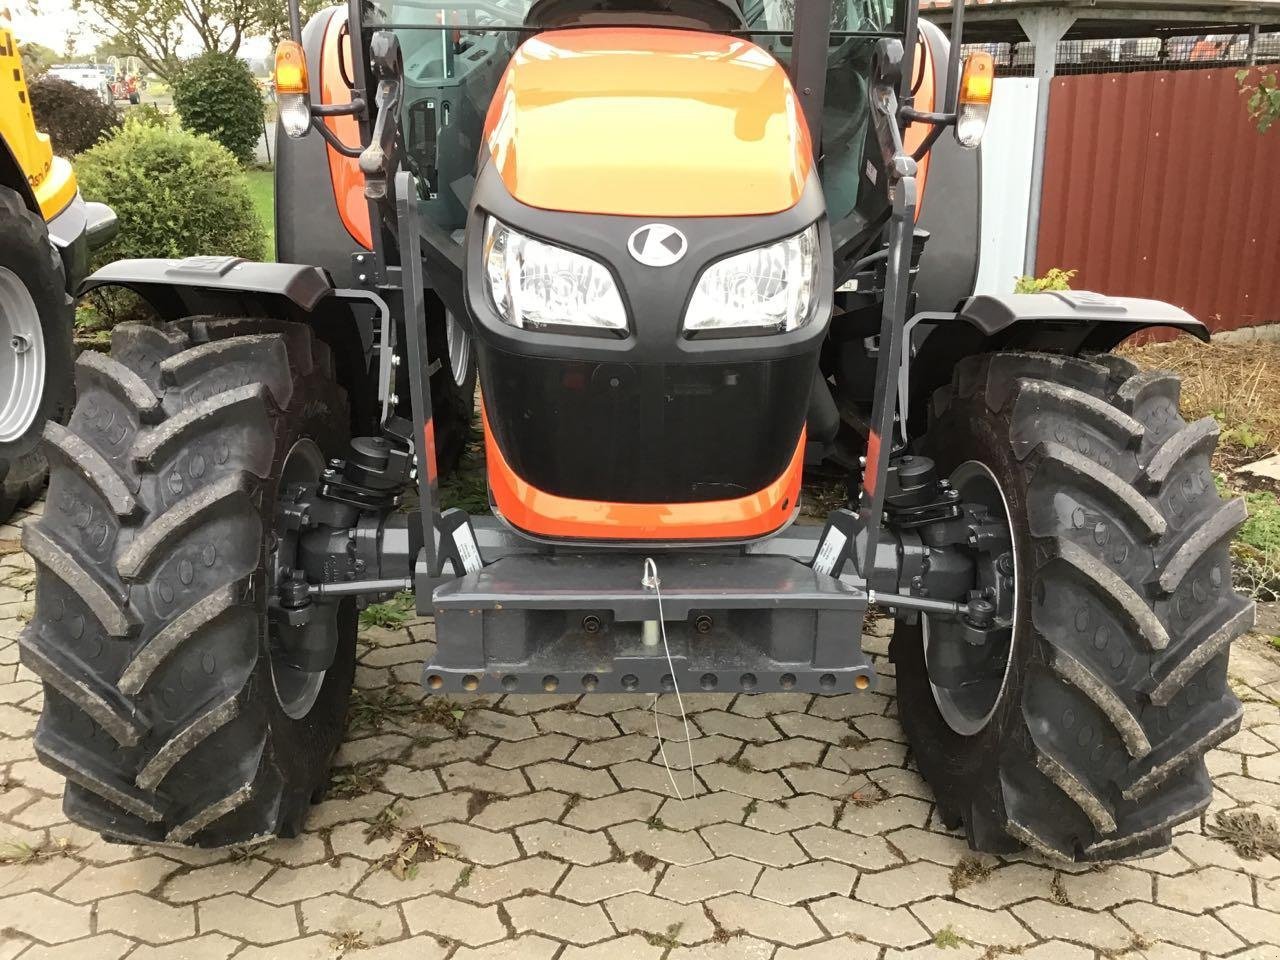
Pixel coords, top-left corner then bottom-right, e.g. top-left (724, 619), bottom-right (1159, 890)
top-left (425, 521), bottom-right (875, 696)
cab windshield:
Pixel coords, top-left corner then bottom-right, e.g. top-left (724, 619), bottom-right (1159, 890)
top-left (371, 0), bottom-right (905, 228)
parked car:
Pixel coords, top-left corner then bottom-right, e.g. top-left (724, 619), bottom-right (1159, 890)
top-left (46, 63), bottom-right (111, 105)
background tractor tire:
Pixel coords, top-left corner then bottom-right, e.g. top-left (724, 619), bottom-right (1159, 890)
top-left (422, 305), bottom-right (476, 479)
top-left (22, 316), bottom-right (357, 846)
top-left (893, 350), bottom-right (1253, 861)
top-left (0, 186), bottom-right (75, 523)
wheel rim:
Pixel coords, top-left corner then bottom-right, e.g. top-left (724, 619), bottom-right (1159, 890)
top-left (268, 439), bottom-right (328, 719)
top-left (923, 460), bottom-right (1019, 736)
top-left (0, 266), bottom-right (47, 445)
top-left (445, 312), bottom-right (472, 388)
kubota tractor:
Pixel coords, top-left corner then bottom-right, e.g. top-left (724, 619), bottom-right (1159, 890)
top-left (24, 0), bottom-right (1252, 864)
top-left (0, 26), bottom-right (117, 523)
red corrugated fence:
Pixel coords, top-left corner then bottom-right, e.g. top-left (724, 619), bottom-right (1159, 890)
top-left (1036, 66), bottom-right (1280, 333)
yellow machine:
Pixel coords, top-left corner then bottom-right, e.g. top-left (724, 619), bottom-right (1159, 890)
top-left (0, 26), bottom-right (116, 521)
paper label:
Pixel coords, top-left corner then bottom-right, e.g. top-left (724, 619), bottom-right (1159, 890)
top-left (812, 526), bottom-right (847, 576)
top-left (452, 523), bottom-right (483, 574)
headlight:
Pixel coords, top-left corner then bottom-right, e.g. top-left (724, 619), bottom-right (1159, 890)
top-left (683, 224), bottom-right (820, 334)
top-left (483, 218), bottom-right (627, 332)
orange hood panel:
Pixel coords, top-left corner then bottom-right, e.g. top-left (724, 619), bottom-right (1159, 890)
top-left (483, 28), bottom-right (813, 218)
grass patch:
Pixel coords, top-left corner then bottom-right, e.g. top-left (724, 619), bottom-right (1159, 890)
top-left (347, 687), bottom-right (420, 733)
top-left (1208, 809), bottom-right (1280, 859)
top-left (0, 837), bottom-right (76, 865)
top-left (244, 167), bottom-right (275, 260)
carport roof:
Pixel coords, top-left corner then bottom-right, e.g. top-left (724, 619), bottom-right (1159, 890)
top-left (920, 0), bottom-right (1280, 43)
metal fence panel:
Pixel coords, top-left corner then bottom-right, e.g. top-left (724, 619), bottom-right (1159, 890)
top-left (1036, 65), bottom-right (1280, 333)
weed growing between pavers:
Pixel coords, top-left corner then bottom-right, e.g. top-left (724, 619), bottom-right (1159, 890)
top-left (0, 836), bottom-right (76, 865)
top-left (1049, 872), bottom-right (1071, 905)
top-left (933, 925), bottom-right (967, 949)
top-left (359, 591), bottom-right (417, 629)
top-left (328, 760), bottom-right (389, 799)
top-left (641, 923), bottom-right (684, 948)
top-left (364, 802), bottom-right (404, 841)
top-left (1208, 809), bottom-right (1280, 859)
top-left (331, 930), bottom-right (368, 955)
top-left (948, 856), bottom-right (993, 892)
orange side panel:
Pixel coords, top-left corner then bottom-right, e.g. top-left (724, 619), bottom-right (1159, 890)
top-left (483, 28), bottom-right (813, 218)
top-left (483, 406), bottom-right (805, 542)
top-left (321, 11), bottom-right (372, 250)
top-left (903, 35), bottom-right (935, 220)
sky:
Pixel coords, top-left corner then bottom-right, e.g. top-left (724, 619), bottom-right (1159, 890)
top-left (5, 0), bottom-right (271, 61)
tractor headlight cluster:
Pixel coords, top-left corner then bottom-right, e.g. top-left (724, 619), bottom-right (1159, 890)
top-left (483, 218), bottom-right (628, 332)
top-left (683, 223), bottom-right (820, 334)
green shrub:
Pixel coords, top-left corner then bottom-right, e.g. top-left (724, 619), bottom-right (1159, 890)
top-left (29, 76), bottom-right (120, 155)
top-left (172, 52), bottom-right (264, 163)
top-left (126, 102), bottom-right (171, 129)
top-left (1014, 267), bottom-right (1077, 294)
top-left (76, 119), bottom-right (266, 273)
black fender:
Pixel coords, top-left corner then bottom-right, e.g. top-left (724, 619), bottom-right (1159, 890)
top-left (901, 291), bottom-right (1209, 440)
top-left (912, 18), bottom-right (981, 314)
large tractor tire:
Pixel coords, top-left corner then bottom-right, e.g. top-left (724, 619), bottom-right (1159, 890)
top-left (893, 350), bottom-right (1253, 861)
top-left (0, 185), bottom-right (75, 523)
top-left (423, 304), bottom-right (476, 478)
top-left (22, 316), bottom-right (357, 846)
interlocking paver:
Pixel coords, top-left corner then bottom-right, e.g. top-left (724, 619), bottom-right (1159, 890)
top-left (8, 934), bottom-right (133, 960)
top-left (707, 892), bottom-right (824, 943)
top-left (1113, 901), bottom-right (1247, 952)
top-left (299, 892), bottom-right (406, 942)
top-left (570, 735), bottom-right (657, 768)
top-left (252, 857), bottom-right (366, 903)
top-left (604, 891), bottom-right (716, 945)
top-left (609, 819), bottom-right (716, 865)
top-left (441, 760), bottom-right (529, 796)
top-left (556, 859), bottom-right (658, 902)
top-left (751, 860), bottom-right (857, 905)
top-left (564, 790), bottom-right (664, 830)
top-left (123, 935), bottom-right (239, 960)
top-left (1156, 865), bottom-right (1253, 911)
top-left (427, 821), bottom-right (522, 865)
top-left (161, 858), bottom-right (273, 903)
top-left (656, 792), bottom-right (750, 831)
top-left (654, 856), bottom-right (763, 903)
top-left (559, 934), bottom-right (664, 959)
top-left (449, 934), bottom-right (561, 959)
top-left (809, 896), bottom-right (930, 948)
top-left (516, 820), bottom-right (615, 864)
top-left (470, 790), bottom-right (570, 830)
top-left (909, 897), bottom-right (1037, 947)
top-left (701, 822), bottom-right (807, 867)
top-left (504, 893), bottom-right (615, 944)
top-left (487, 734), bottom-right (577, 769)
top-left (1011, 899), bottom-right (1133, 950)
top-left (666, 937), bottom-right (776, 959)
top-left (744, 794), bottom-right (837, 833)
top-left (792, 824), bottom-right (901, 869)
top-left (1215, 904), bottom-right (1280, 946)
top-left (0, 891), bottom-right (91, 944)
top-left (199, 893), bottom-right (300, 944)
top-left (836, 795), bottom-right (931, 835)
top-left (454, 855), bottom-right (568, 904)
top-left (97, 891), bottom-right (196, 943)
top-left (855, 860), bottom-right (953, 907)
top-left (697, 763), bottom-right (791, 800)
top-left (774, 939), bottom-right (879, 960)
top-left (53, 855), bottom-right (178, 903)
top-left (402, 893), bottom-right (507, 945)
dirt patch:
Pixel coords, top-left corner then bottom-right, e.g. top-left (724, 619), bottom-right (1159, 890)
top-left (1119, 337), bottom-right (1280, 483)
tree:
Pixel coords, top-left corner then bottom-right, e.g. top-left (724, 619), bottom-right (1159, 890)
top-left (1238, 68), bottom-right (1280, 133)
top-left (17, 39), bottom-right (58, 78)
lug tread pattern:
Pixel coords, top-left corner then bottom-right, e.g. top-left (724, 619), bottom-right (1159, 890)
top-left (900, 350), bottom-right (1247, 862)
top-left (24, 316), bottom-right (352, 847)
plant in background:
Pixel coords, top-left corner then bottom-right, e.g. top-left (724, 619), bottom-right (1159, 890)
top-left (28, 76), bottom-right (121, 155)
top-left (172, 52), bottom-right (264, 163)
top-left (1014, 268), bottom-right (1077, 294)
top-left (1237, 68), bottom-right (1279, 134)
top-left (125, 102), bottom-right (171, 129)
top-left (75, 119), bottom-right (265, 324)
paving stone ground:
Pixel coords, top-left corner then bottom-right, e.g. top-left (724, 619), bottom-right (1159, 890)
top-left (2, 498), bottom-right (1279, 959)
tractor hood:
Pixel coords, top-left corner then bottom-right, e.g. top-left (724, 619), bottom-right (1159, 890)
top-left (482, 27), bottom-right (812, 218)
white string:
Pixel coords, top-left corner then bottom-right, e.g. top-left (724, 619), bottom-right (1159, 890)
top-left (643, 557), bottom-right (697, 801)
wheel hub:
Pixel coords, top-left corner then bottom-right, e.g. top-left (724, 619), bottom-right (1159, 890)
top-left (267, 439), bottom-right (331, 720)
top-left (921, 460), bottom-right (1019, 736)
top-left (0, 266), bottom-right (47, 445)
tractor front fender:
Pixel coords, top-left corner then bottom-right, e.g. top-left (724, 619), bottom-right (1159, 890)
top-left (80, 255), bottom-right (383, 429)
top-left (78, 256), bottom-right (339, 321)
top-left (901, 291), bottom-right (1209, 440)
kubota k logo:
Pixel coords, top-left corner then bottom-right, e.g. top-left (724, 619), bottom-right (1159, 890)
top-left (628, 224), bottom-right (688, 267)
